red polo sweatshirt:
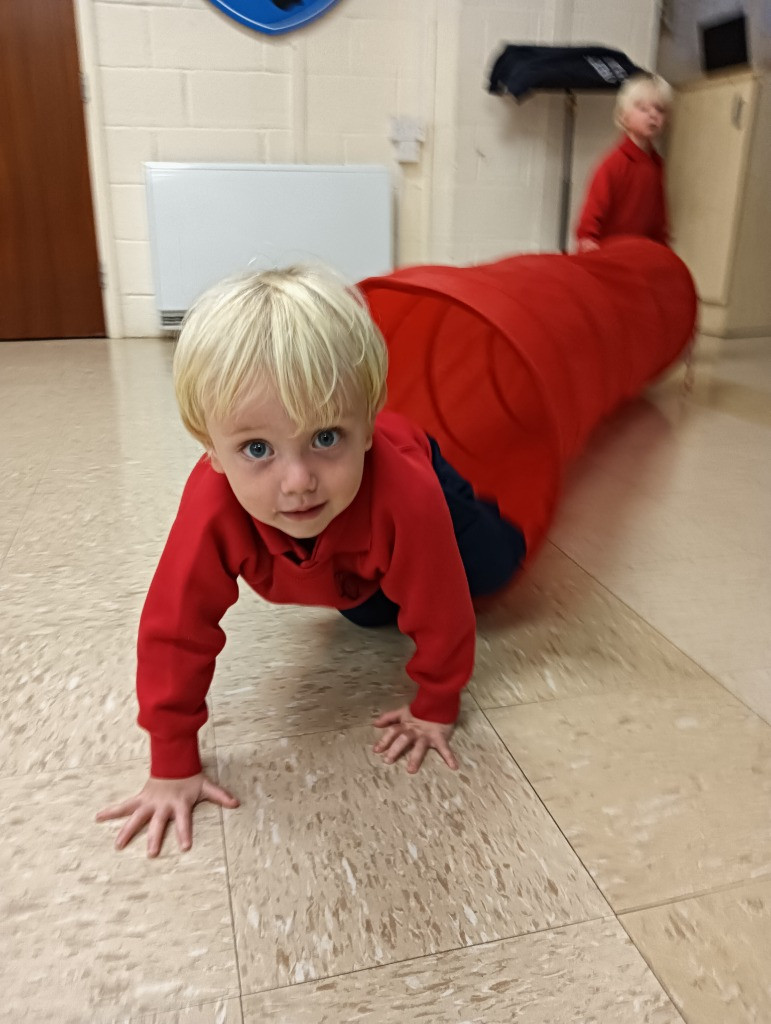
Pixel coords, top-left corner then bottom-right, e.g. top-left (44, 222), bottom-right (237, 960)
top-left (576, 135), bottom-right (669, 245)
top-left (137, 411), bottom-right (476, 778)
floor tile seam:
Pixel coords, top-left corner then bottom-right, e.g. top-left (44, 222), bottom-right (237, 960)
top-left (215, 787), bottom-right (245, 1009)
top-left (474, 680), bottom-right (771, 722)
top-left (210, 703), bottom-right (486, 756)
top-left (232, 910), bottom-right (614, 1003)
top-left (614, 917), bottom-right (689, 1024)
top-left (207, 713), bottom-right (245, 1006)
top-left (213, 688), bottom-right (605, 1010)
top-left (0, 698), bottom-right (481, 784)
top-left (479, 706), bottom-right (615, 919)
top-left (471, 675), bottom-right (707, 714)
top-left (480, 685), bottom-right (771, 920)
top-left (614, 868), bottom-right (771, 918)
top-left (546, 541), bottom-right (771, 727)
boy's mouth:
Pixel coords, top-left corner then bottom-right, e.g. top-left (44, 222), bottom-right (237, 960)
top-left (280, 502), bottom-right (327, 521)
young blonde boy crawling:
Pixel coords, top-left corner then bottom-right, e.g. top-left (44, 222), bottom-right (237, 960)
top-left (576, 73), bottom-right (673, 252)
top-left (97, 267), bottom-right (525, 857)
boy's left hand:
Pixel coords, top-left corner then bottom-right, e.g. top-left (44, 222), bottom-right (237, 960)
top-left (373, 705), bottom-right (458, 774)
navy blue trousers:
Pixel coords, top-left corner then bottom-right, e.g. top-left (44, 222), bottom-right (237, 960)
top-left (341, 437), bottom-right (526, 628)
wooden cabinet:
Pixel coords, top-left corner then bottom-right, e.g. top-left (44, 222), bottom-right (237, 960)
top-left (666, 71), bottom-right (771, 337)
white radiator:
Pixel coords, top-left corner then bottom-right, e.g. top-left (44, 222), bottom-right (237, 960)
top-left (144, 162), bottom-right (393, 328)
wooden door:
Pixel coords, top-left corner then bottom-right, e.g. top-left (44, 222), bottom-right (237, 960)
top-left (667, 73), bottom-right (757, 305)
top-left (0, 0), bottom-right (105, 340)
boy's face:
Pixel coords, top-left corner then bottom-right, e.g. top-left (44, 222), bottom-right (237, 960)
top-left (622, 94), bottom-right (667, 144)
top-left (205, 383), bottom-right (373, 540)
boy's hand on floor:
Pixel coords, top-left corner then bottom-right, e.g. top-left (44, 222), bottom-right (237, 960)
top-left (96, 773), bottom-right (239, 858)
top-left (373, 705), bottom-right (458, 774)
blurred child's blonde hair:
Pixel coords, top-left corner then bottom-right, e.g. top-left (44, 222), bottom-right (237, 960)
top-left (173, 265), bottom-right (388, 446)
top-left (614, 73), bottom-right (673, 129)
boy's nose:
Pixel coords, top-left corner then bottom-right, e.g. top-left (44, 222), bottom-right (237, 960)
top-left (280, 458), bottom-right (316, 495)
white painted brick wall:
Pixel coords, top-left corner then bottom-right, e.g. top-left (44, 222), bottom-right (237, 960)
top-left (186, 71), bottom-right (292, 128)
top-left (264, 130), bottom-right (296, 162)
top-left (571, 0), bottom-right (659, 67)
top-left (154, 128), bottom-right (266, 163)
top-left (83, 0), bottom-right (660, 336)
top-left (347, 20), bottom-right (424, 76)
top-left (104, 128), bottom-right (156, 184)
top-left (94, 2), bottom-right (151, 67)
top-left (305, 76), bottom-right (397, 134)
top-left (115, 240), bottom-right (155, 295)
top-left (448, 0), bottom-right (561, 257)
top-left (121, 295), bottom-right (160, 339)
top-left (110, 185), bottom-right (150, 242)
top-left (101, 68), bottom-right (186, 126)
top-left (149, 7), bottom-right (263, 71)
top-left (304, 16), bottom-right (351, 75)
top-left (89, 0), bottom-right (438, 334)
top-left (305, 132), bottom-right (345, 164)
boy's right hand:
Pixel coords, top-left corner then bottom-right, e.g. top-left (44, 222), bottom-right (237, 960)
top-left (96, 773), bottom-right (239, 858)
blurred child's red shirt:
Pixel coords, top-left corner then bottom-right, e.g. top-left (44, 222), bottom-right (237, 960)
top-left (576, 135), bottom-right (669, 246)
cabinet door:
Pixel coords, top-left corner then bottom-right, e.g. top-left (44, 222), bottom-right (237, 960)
top-left (667, 76), bottom-right (757, 305)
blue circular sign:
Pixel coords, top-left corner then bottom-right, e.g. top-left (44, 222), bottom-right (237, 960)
top-left (207, 0), bottom-right (342, 35)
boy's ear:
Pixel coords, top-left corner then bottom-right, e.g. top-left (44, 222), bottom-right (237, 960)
top-left (207, 448), bottom-right (225, 474)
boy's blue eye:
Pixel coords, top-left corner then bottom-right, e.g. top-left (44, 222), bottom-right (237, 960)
top-left (313, 428), bottom-right (341, 450)
top-left (244, 439), bottom-right (272, 460)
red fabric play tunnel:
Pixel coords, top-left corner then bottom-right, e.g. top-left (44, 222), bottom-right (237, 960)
top-left (360, 237), bottom-right (697, 556)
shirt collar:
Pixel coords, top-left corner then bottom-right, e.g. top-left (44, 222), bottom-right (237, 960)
top-left (620, 134), bottom-right (662, 165)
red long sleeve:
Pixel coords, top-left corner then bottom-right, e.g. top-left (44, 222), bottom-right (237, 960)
top-left (374, 438), bottom-right (475, 724)
top-left (137, 462), bottom-right (250, 776)
top-left (576, 160), bottom-right (613, 244)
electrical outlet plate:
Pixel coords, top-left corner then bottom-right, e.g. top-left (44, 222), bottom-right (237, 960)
top-left (389, 117), bottom-right (426, 164)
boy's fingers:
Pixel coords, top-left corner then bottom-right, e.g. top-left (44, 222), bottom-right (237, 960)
top-left (96, 796), bottom-right (139, 822)
top-left (373, 710), bottom-right (403, 728)
top-left (201, 779), bottom-right (240, 808)
top-left (373, 725), bottom-right (401, 753)
top-left (435, 738), bottom-right (459, 770)
top-left (115, 805), bottom-right (153, 850)
top-left (383, 732), bottom-right (412, 764)
top-left (174, 804), bottom-right (193, 852)
top-left (406, 738), bottom-right (429, 774)
top-left (146, 809), bottom-right (172, 859)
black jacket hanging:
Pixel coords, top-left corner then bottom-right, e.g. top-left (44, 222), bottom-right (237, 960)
top-left (489, 44), bottom-right (645, 100)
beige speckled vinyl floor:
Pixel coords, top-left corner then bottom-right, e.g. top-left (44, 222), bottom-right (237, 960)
top-left (1, 335), bottom-right (769, 1024)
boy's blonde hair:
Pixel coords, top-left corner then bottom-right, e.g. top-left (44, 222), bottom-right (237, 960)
top-left (173, 265), bottom-right (388, 445)
top-left (614, 73), bottom-right (673, 129)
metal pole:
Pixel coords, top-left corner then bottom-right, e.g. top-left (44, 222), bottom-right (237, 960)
top-left (558, 90), bottom-right (577, 253)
